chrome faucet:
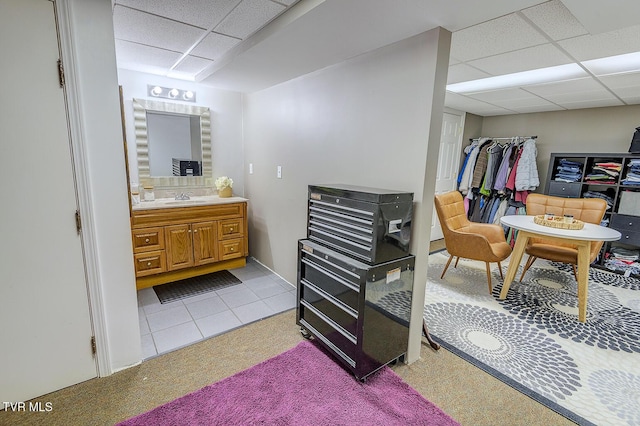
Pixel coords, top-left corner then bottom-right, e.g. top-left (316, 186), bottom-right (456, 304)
top-left (175, 192), bottom-right (190, 200)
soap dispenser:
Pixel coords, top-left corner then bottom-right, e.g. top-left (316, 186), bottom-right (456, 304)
top-left (143, 185), bottom-right (155, 202)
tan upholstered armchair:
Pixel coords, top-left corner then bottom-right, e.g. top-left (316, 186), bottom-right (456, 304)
top-left (434, 191), bottom-right (512, 293)
top-left (520, 193), bottom-right (608, 280)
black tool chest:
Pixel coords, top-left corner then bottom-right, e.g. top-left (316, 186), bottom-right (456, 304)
top-left (297, 185), bottom-right (415, 380)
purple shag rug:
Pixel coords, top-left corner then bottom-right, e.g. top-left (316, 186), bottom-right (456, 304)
top-left (118, 340), bottom-right (459, 425)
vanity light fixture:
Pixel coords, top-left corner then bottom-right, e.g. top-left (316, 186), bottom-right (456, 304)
top-left (147, 85), bottom-right (196, 102)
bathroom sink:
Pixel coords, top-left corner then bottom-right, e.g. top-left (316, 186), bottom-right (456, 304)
top-left (163, 200), bottom-right (208, 205)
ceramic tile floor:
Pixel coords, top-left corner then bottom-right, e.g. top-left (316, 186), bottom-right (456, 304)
top-left (137, 257), bottom-right (297, 359)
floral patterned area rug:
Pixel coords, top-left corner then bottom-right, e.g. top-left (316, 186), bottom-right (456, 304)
top-left (424, 250), bottom-right (640, 426)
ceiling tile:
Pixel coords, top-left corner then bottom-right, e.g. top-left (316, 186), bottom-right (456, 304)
top-left (113, 6), bottom-right (206, 53)
top-left (445, 91), bottom-right (514, 116)
top-left (115, 39), bottom-right (182, 74)
top-left (525, 77), bottom-right (600, 96)
top-left (215, 0), bottom-right (285, 39)
top-left (191, 32), bottom-right (242, 60)
top-left (450, 13), bottom-right (548, 62)
top-left (520, 0), bottom-right (587, 41)
top-left (559, 98), bottom-right (624, 109)
top-left (507, 104), bottom-right (565, 113)
top-left (115, 0), bottom-right (241, 29)
top-left (447, 63), bottom-right (491, 84)
top-left (558, 24), bottom-right (640, 61)
top-left (173, 55), bottom-right (214, 74)
top-left (464, 89), bottom-right (563, 114)
top-left (467, 87), bottom-right (553, 105)
top-left (468, 43), bottom-right (574, 76)
top-left (526, 77), bottom-right (620, 103)
top-left (561, 0), bottom-right (640, 35)
top-left (599, 72), bottom-right (640, 101)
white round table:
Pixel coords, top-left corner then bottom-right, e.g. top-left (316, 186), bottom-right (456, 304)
top-left (499, 215), bottom-right (621, 322)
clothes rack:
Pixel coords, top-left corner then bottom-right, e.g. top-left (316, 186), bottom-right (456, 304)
top-left (458, 135), bottom-right (540, 232)
top-left (469, 136), bottom-right (538, 143)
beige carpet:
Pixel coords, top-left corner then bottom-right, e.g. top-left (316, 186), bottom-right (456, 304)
top-left (1, 308), bottom-right (573, 426)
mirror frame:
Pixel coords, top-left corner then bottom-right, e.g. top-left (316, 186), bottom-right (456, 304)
top-left (132, 98), bottom-right (212, 188)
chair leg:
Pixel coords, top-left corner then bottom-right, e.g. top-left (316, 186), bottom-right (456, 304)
top-left (519, 256), bottom-right (537, 281)
top-left (485, 262), bottom-right (493, 293)
top-left (497, 261), bottom-right (504, 279)
top-left (572, 264), bottom-right (577, 280)
top-left (441, 255), bottom-right (454, 279)
top-left (454, 257), bottom-right (460, 268)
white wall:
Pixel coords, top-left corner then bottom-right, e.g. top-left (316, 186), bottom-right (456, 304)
top-left (64, 0), bottom-right (141, 371)
top-left (117, 69), bottom-right (245, 194)
top-left (243, 28), bottom-right (451, 362)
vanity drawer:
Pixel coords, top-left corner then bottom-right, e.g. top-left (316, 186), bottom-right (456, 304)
top-left (134, 250), bottom-right (166, 276)
top-left (218, 238), bottom-right (244, 260)
top-left (548, 181), bottom-right (582, 198)
top-left (132, 227), bottom-right (165, 253)
top-left (218, 218), bottom-right (244, 240)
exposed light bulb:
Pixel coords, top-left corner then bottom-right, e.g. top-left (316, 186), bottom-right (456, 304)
top-left (151, 86), bottom-right (162, 96)
top-left (183, 91), bottom-right (194, 100)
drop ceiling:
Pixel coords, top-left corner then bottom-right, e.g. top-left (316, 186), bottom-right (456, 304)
top-left (112, 0), bottom-right (640, 116)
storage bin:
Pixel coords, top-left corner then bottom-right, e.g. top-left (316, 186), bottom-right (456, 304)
top-left (618, 191), bottom-right (640, 216)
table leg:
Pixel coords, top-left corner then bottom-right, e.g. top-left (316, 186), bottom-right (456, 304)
top-left (499, 231), bottom-right (530, 300)
top-left (576, 241), bottom-right (590, 323)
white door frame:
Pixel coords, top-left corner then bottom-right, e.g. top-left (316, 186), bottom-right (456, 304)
top-left (55, 0), bottom-right (111, 376)
top-left (431, 107), bottom-right (465, 241)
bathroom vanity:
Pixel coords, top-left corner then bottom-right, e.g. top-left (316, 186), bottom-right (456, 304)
top-left (130, 196), bottom-right (248, 290)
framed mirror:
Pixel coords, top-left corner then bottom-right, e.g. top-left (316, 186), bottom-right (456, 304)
top-left (133, 98), bottom-right (212, 189)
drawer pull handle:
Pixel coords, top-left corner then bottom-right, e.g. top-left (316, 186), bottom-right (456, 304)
top-left (230, 247), bottom-right (234, 251)
top-left (145, 238), bottom-right (150, 243)
top-left (147, 262), bottom-right (152, 266)
top-left (626, 236), bottom-right (629, 239)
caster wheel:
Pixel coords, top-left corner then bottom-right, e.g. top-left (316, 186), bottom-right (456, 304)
top-left (300, 328), bottom-right (312, 340)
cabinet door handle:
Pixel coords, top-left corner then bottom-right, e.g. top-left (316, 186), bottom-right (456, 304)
top-left (194, 229), bottom-right (198, 233)
top-left (230, 247), bottom-right (235, 251)
top-left (629, 223), bottom-right (633, 226)
top-left (145, 238), bottom-right (150, 243)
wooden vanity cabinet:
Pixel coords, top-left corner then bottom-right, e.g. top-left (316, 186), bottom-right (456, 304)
top-left (131, 201), bottom-right (248, 290)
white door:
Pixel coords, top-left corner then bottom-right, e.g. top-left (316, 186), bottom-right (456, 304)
top-left (430, 110), bottom-right (465, 241)
top-left (0, 0), bottom-right (97, 402)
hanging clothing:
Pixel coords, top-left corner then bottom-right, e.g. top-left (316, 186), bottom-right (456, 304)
top-left (470, 140), bottom-right (492, 189)
top-left (515, 138), bottom-right (540, 191)
top-left (458, 141), bottom-right (481, 195)
top-left (482, 142), bottom-right (503, 195)
top-left (493, 143), bottom-right (514, 192)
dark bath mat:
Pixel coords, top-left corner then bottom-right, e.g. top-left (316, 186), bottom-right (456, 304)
top-left (153, 270), bottom-right (242, 304)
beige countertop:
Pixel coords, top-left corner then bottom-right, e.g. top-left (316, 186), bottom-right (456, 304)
top-left (132, 195), bottom-right (248, 211)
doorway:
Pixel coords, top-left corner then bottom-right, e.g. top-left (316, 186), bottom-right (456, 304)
top-left (431, 108), bottom-right (465, 241)
top-left (0, 0), bottom-right (97, 402)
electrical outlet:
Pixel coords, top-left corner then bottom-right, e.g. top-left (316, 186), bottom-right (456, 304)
top-left (277, 165), bottom-right (282, 179)
top-left (249, 163), bottom-right (253, 174)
